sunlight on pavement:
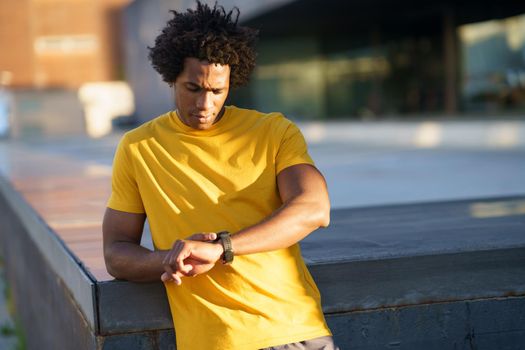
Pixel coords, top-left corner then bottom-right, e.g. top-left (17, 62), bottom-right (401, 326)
top-left (470, 199), bottom-right (525, 218)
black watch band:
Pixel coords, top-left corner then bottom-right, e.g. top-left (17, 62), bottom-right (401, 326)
top-left (215, 231), bottom-right (234, 264)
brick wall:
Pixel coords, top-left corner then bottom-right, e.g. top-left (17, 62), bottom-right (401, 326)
top-left (0, 0), bottom-right (129, 88)
top-left (0, 0), bottom-right (34, 86)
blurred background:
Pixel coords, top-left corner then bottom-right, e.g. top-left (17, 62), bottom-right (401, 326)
top-left (1, 0), bottom-right (525, 209)
top-left (1, 0), bottom-right (525, 138)
top-left (1, 2), bottom-right (525, 347)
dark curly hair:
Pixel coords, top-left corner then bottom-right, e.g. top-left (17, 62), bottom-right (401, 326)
top-left (148, 1), bottom-right (258, 88)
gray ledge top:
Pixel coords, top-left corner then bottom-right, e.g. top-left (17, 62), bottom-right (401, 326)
top-left (301, 195), bottom-right (525, 265)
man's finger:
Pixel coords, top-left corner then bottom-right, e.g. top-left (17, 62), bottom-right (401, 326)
top-left (175, 248), bottom-right (189, 273)
top-left (171, 272), bottom-right (182, 285)
top-left (170, 240), bottom-right (192, 273)
top-left (161, 271), bottom-right (184, 285)
top-left (166, 240), bottom-right (195, 277)
top-left (163, 249), bottom-right (173, 265)
top-left (179, 263), bottom-right (193, 274)
top-left (161, 271), bottom-right (172, 282)
top-left (205, 232), bottom-right (217, 241)
top-left (163, 261), bottom-right (177, 279)
top-left (187, 232), bottom-right (217, 242)
top-left (172, 274), bottom-right (182, 285)
top-left (170, 240), bottom-right (184, 270)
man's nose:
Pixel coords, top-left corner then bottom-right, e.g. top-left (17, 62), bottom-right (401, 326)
top-left (196, 91), bottom-right (213, 110)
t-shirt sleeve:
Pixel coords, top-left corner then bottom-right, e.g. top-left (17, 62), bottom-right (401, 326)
top-left (275, 119), bottom-right (315, 175)
top-left (107, 136), bottom-right (145, 213)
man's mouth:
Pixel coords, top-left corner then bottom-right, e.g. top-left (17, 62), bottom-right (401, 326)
top-left (192, 114), bottom-right (210, 123)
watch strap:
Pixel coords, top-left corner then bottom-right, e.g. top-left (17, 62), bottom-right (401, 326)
top-left (216, 231), bottom-right (234, 264)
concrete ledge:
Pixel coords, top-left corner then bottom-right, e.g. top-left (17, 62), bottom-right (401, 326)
top-left (97, 281), bottom-right (172, 335)
top-left (0, 176), bottom-right (97, 349)
top-left (314, 247), bottom-right (525, 313)
top-left (327, 296), bottom-right (525, 349)
top-left (0, 175), bottom-right (96, 329)
top-left (1, 170), bottom-right (524, 348)
top-left (93, 246), bottom-right (525, 337)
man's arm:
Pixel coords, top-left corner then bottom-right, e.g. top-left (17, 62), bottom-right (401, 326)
top-left (102, 208), bottom-right (165, 282)
top-left (165, 163), bottom-right (330, 278)
top-left (103, 208), bottom-right (219, 282)
top-left (230, 163), bottom-right (330, 254)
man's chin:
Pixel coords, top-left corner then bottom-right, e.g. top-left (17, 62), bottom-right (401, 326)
top-left (190, 122), bottom-right (213, 131)
top-left (178, 115), bottom-right (212, 130)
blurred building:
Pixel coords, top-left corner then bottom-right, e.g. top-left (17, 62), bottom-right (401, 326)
top-left (0, 0), bottom-right (133, 138)
top-left (123, 0), bottom-right (525, 122)
top-left (0, 0), bottom-right (130, 88)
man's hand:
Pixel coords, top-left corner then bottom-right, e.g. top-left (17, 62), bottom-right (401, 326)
top-left (161, 232), bottom-right (224, 285)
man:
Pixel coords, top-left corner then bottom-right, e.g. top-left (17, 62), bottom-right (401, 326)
top-left (103, 2), bottom-right (338, 349)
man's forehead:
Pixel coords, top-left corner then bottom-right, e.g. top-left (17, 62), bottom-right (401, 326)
top-left (178, 58), bottom-right (230, 86)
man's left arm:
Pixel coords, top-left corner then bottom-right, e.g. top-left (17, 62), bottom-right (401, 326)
top-left (229, 163), bottom-right (330, 255)
top-left (163, 163), bottom-right (330, 280)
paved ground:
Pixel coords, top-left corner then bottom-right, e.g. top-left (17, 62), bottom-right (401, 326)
top-left (310, 144), bottom-right (525, 208)
top-left (9, 133), bottom-right (525, 209)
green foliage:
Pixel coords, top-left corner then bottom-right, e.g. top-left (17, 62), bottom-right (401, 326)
top-left (0, 258), bottom-right (26, 350)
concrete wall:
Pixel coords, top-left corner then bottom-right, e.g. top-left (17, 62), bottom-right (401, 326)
top-left (327, 297), bottom-right (525, 349)
top-left (1, 172), bottom-right (524, 349)
top-left (0, 177), bottom-right (96, 350)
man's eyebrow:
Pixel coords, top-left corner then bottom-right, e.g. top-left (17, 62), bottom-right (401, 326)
top-left (184, 82), bottom-right (201, 87)
top-left (184, 81), bottom-right (226, 91)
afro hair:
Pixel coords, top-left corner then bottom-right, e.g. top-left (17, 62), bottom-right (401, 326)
top-left (148, 1), bottom-right (258, 88)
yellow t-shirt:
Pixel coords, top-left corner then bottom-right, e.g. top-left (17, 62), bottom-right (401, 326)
top-left (107, 106), bottom-right (331, 349)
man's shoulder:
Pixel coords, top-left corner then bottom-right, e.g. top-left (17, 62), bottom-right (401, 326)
top-left (227, 105), bottom-right (292, 128)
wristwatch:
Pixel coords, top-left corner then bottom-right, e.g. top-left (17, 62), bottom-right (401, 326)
top-left (215, 231), bottom-right (234, 264)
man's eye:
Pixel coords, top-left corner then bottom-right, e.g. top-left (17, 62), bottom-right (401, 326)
top-left (187, 85), bottom-right (200, 92)
top-left (212, 90), bottom-right (223, 95)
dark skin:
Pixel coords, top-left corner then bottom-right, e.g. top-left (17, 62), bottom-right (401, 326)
top-left (102, 209), bottom-right (218, 282)
top-left (103, 58), bottom-right (331, 285)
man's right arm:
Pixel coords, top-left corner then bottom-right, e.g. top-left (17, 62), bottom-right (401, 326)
top-left (103, 207), bottom-right (167, 282)
top-left (103, 207), bottom-right (220, 283)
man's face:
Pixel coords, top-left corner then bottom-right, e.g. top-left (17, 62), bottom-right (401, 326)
top-left (173, 58), bottom-right (231, 130)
